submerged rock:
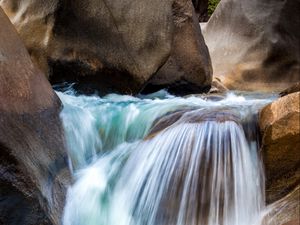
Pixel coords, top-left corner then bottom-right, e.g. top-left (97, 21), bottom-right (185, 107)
top-left (144, 108), bottom-right (264, 225)
top-left (147, 109), bottom-right (193, 138)
top-left (148, 108), bottom-right (240, 138)
top-left (203, 0), bottom-right (300, 91)
top-left (259, 92), bottom-right (300, 203)
top-left (0, 8), bottom-right (71, 225)
top-left (1, 0), bottom-right (212, 95)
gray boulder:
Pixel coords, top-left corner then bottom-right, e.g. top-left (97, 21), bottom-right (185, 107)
top-left (1, 0), bottom-right (212, 95)
top-left (202, 0), bottom-right (300, 91)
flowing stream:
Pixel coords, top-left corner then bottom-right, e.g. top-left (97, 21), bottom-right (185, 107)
top-left (56, 86), bottom-right (276, 225)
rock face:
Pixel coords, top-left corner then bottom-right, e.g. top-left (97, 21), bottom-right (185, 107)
top-left (202, 0), bottom-right (300, 91)
top-left (0, 0), bottom-right (212, 95)
top-left (259, 92), bottom-right (300, 203)
top-left (0, 7), bottom-right (70, 225)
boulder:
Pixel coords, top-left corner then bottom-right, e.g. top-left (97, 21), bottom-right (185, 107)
top-left (208, 77), bottom-right (228, 93)
top-left (0, 0), bottom-right (212, 95)
top-left (144, 0), bottom-right (212, 95)
top-left (0, 7), bottom-right (71, 225)
top-left (145, 108), bottom-right (263, 224)
top-left (202, 0), bottom-right (300, 91)
top-left (259, 92), bottom-right (300, 203)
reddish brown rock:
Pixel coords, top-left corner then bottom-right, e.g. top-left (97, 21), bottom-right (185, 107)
top-left (283, 221), bottom-right (300, 225)
top-left (259, 92), bottom-right (300, 203)
top-left (0, 7), bottom-right (70, 225)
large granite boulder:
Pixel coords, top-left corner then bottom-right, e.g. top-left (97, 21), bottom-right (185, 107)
top-left (202, 0), bottom-right (300, 91)
top-left (0, 8), bottom-right (71, 225)
top-left (259, 92), bottom-right (300, 203)
top-left (144, 0), bottom-right (212, 95)
top-left (0, 0), bottom-right (212, 95)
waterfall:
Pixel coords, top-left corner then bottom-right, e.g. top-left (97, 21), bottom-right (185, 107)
top-left (57, 87), bottom-right (275, 225)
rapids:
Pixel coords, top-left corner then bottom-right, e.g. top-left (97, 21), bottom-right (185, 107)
top-left (56, 86), bottom-right (276, 225)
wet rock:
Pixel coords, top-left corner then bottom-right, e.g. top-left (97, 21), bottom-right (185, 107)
top-left (0, 8), bottom-right (71, 225)
top-left (283, 221), bottom-right (300, 225)
top-left (209, 77), bottom-right (228, 94)
top-left (1, 0), bottom-right (212, 95)
top-left (259, 92), bottom-right (300, 203)
top-left (184, 92), bottom-right (226, 101)
top-left (148, 108), bottom-right (240, 138)
top-left (263, 185), bottom-right (300, 225)
top-left (146, 107), bottom-right (262, 225)
top-left (201, 94), bottom-right (226, 101)
top-left (148, 109), bottom-right (193, 138)
top-left (280, 82), bottom-right (300, 97)
top-left (203, 0), bottom-right (300, 91)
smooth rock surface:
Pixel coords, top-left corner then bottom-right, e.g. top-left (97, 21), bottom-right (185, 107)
top-left (259, 92), bottom-right (300, 203)
top-left (0, 7), bottom-right (71, 225)
top-left (1, 0), bottom-right (212, 95)
top-left (148, 108), bottom-right (240, 138)
top-left (264, 185), bottom-right (300, 225)
top-left (203, 0), bottom-right (300, 91)
top-left (280, 82), bottom-right (300, 97)
top-left (144, 0), bottom-right (212, 95)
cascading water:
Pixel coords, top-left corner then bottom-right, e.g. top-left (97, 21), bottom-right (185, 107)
top-left (57, 86), bottom-right (276, 225)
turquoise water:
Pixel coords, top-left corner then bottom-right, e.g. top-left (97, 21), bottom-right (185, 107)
top-left (57, 87), bottom-right (276, 225)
